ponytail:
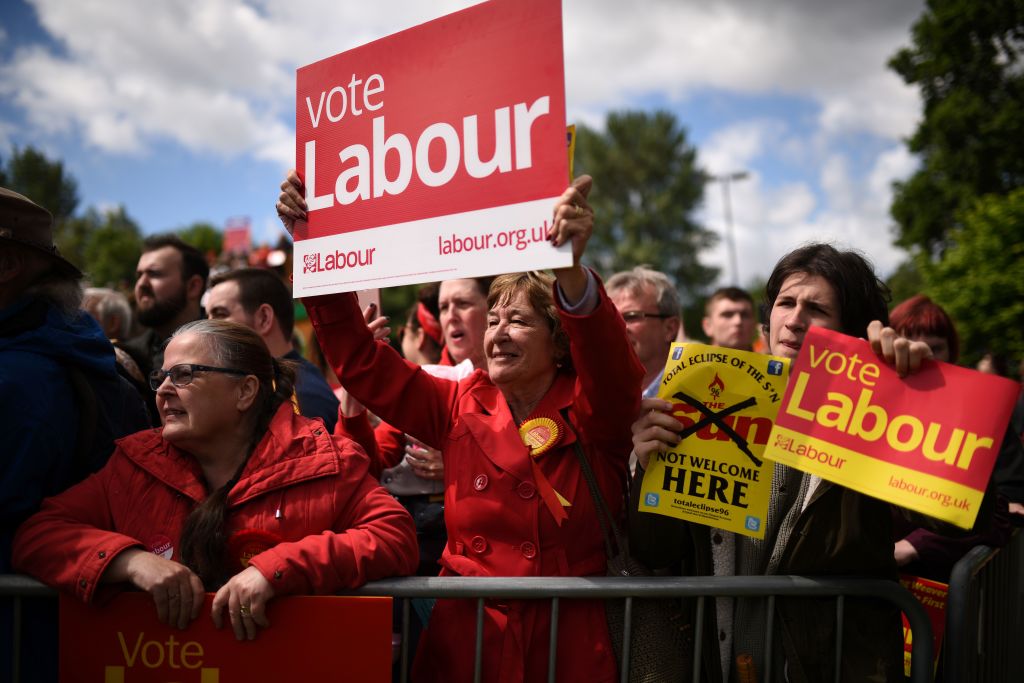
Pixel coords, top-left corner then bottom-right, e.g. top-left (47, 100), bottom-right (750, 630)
top-left (178, 463), bottom-right (246, 589)
top-left (171, 319), bottom-right (298, 588)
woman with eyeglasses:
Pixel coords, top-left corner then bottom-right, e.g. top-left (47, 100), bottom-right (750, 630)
top-left (13, 319), bottom-right (417, 639)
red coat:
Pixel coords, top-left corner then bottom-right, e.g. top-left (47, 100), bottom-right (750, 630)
top-left (13, 404), bottom-right (418, 603)
top-left (307, 277), bottom-right (644, 683)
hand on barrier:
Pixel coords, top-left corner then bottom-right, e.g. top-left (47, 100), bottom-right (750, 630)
top-left (211, 565), bottom-right (276, 641)
top-left (105, 548), bottom-right (204, 630)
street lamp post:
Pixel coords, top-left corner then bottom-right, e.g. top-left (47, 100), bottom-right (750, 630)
top-left (709, 171), bottom-right (749, 286)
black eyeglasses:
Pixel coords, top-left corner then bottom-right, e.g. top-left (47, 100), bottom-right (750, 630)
top-left (620, 310), bottom-right (672, 323)
top-left (149, 363), bottom-right (249, 391)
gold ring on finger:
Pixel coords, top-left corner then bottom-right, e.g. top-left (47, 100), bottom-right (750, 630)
top-left (239, 604), bottom-right (251, 617)
top-left (574, 204), bottom-right (583, 218)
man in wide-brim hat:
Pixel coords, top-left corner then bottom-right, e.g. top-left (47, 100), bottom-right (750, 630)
top-left (1, 186), bottom-right (150, 680)
top-left (0, 187), bottom-right (82, 282)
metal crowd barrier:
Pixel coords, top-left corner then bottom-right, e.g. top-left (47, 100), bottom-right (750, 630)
top-left (2, 573), bottom-right (934, 683)
top-left (944, 529), bottom-right (1024, 682)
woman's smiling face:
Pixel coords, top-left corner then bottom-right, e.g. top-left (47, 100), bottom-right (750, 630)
top-left (484, 291), bottom-right (557, 392)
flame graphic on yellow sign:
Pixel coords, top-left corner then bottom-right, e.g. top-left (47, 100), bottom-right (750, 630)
top-left (708, 372), bottom-right (725, 399)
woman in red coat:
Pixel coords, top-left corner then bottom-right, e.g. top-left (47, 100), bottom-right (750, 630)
top-left (13, 319), bottom-right (417, 639)
top-left (288, 175), bottom-right (646, 682)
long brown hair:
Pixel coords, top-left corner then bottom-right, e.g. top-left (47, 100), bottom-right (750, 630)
top-left (173, 319), bottom-right (297, 588)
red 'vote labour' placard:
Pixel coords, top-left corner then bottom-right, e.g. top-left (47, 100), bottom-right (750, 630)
top-left (764, 326), bottom-right (1018, 528)
top-left (293, 0), bottom-right (570, 295)
top-left (59, 592), bottom-right (391, 682)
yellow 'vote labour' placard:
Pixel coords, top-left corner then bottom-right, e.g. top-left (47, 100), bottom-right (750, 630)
top-left (763, 326), bottom-right (1016, 528)
top-left (639, 343), bottom-right (790, 538)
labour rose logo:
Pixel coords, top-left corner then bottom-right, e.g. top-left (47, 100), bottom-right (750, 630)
top-left (303, 253), bottom-right (318, 273)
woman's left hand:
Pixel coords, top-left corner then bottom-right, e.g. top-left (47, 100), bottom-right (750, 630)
top-left (405, 436), bottom-right (444, 480)
top-left (548, 175), bottom-right (594, 267)
top-left (867, 321), bottom-right (933, 377)
top-left (211, 566), bottom-right (276, 641)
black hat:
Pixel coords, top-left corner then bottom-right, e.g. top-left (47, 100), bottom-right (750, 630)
top-left (0, 187), bottom-right (82, 279)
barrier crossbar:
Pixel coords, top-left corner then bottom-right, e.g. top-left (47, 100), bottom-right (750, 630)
top-left (945, 529), bottom-right (1024, 682)
top-left (2, 574), bottom-right (934, 683)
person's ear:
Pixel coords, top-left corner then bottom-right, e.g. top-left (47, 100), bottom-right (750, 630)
top-left (413, 328), bottom-right (430, 351)
top-left (665, 316), bottom-right (681, 343)
top-left (254, 303), bottom-right (276, 337)
top-left (185, 274), bottom-right (205, 302)
top-left (701, 316), bottom-right (713, 339)
top-left (236, 375), bottom-right (260, 412)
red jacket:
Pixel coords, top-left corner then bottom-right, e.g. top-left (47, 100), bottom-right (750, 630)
top-left (13, 404), bottom-right (417, 603)
top-left (307, 277), bottom-right (644, 683)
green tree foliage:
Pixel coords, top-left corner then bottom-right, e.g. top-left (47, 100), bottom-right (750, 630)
top-left (885, 260), bottom-right (926, 310)
top-left (575, 110), bottom-right (717, 301)
top-left (0, 146), bottom-right (79, 223)
top-left (177, 222), bottom-right (223, 256)
top-left (924, 189), bottom-right (1024, 365)
top-left (889, 0), bottom-right (1024, 254)
top-left (1, 146), bottom-right (85, 267)
top-left (76, 206), bottom-right (143, 288)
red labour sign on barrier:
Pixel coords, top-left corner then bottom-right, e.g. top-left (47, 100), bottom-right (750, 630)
top-left (60, 592), bottom-right (391, 682)
top-left (293, 0), bottom-right (570, 295)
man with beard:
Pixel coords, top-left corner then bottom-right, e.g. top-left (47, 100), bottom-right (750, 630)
top-left (123, 234), bottom-right (208, 378)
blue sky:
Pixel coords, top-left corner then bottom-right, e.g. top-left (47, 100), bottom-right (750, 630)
top-left (0, 0), bottom-right (925, 290)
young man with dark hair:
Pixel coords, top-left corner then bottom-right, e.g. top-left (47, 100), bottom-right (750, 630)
top-left (702, 286), bottom-right (756, 351)
top-left (206, 268), bottom-right (339, 432)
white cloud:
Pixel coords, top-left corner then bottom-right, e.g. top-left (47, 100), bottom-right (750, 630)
top-left (566, 0), bottom-right (922, 141)
top-left (765, 183), bottom-right (815, 226)
top-left (696, 134), bottom-right (914, 287)
top-left (700, 120), bottom-right (780, 176)
top-left (0, 119), bottom-right (14, 152)
top-left (868, 145), bottom-right (918, 198)
top-left (6, 0), bottom-right (924, 166)
top-left (820, 154), bottom-right (854, 212)
top-left (3, 0), bottom-right (925, 280)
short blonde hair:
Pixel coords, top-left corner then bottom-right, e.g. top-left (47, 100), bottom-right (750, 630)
top-left (487, 272), bottom-right (571, 369)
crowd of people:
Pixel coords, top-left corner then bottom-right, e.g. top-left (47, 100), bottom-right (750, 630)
top-left (1, 171), bottom-right (1021, 682)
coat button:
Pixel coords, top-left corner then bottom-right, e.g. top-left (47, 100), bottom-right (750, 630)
top-left (79, 579), bottom-right (87, 588)
top-left (520, 542), bottom-right (537, 559)
top-left (470, 536), bottom-right (488, 554)
top-left (712, 533), bottom-right (723, 545)
top-left (516, 481), bottom-right (536, 499)
top-left (473, 474), bottom-right (489, 491)
top-left (273, 571), bottom-right (282, 580)
top-left (98, 551), bottom-right (106, 559)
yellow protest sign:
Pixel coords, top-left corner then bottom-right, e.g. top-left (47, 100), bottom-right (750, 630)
top-left (638, 343), bottom-right (790, 538)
